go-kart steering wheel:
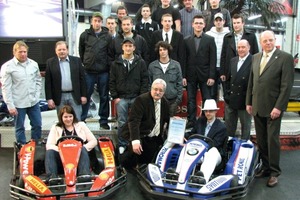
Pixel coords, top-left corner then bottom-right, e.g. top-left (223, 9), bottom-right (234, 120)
top-left (187, 134), bottom-right (215, 148)
top-left (56, 135), bottom-right (84, 145)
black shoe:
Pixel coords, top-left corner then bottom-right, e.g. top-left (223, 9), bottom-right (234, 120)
top-left (186, 121), bottom-right (194, 129)
top-left (255, 169), bottom-right (270, 178)
top-left (100, 123), bottom-right (110, 130)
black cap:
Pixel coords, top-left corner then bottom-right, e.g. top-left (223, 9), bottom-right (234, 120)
top-left (122, 37), bottom-right (135, 45)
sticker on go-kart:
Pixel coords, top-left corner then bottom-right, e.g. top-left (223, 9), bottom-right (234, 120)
top-left (89, 168), bottom-right (116, 197)
top-left (24, 175), bottom-right (52, 195)
top-left (19, 141), bottom-right (36, 175)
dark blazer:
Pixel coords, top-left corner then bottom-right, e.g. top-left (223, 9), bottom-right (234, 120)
top-left (220, 29), bottom-right (259, 78)
top-left (225, 54), bottom-right (252, 109)
top-left (184, 33), bottom-right (217, 81)
top-left (246, 49), bottom-right (294, 117)
top-left (150, 30), bottom-right (185, 71)
top-left (121, 92), bottom-right (170, 141)
top-left (45, 56), bottom-right (87, 105)
top-left (189, 116), bottom-right (227, 152)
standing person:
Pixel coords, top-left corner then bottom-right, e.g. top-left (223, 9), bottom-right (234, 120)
top-left (109, 37), bottom-right (148, 153)
top-left (0, 41), bottom-right (42, 144)
top-left (220, 14), bottom-right (259, 83)
top-left (202, 0), bottom-right (231, 32)
top-left (120, 79), bottom-right (170, 169)
top-left (135, 4), bottom-right (160, 48)
top-left (79, 12), bottom-right (112, 129)
top-left (106, 16), bottom-right (117, 38)
top-left (246, 30), bottom-right (294, 187)
top-left (150, 14), bottom-right (185, 74)
top-left (179, 0), bottom-right (202, 38)
top-left (45, 41), bottom-right (87, 120)
top-left (152, 0), bottom-right (181, 32)
top-left (148, 41), bottom-right (183, 116)
top-left (225, 39), bottom-right (252, 140)
top-left (45, 105), bottom-right (97, 179)
top-left (116, 5), bottom-right (128, 32)
top-left (206, 13), bottom-right (230, 100)
top-left (186, 99), bottom-right (227, 183)
top-left (184, 14), bottom-right (217, 129)
top-left (110, 16), bottom-right (149, 65)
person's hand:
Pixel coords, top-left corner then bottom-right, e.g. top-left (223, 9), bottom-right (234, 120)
top-left (207, 78), bottom-right (215, 86)
top-left (114, 98), bottom-right (121, 105)
top-left (47, 99), bottom-right (56, 109)
top-left (182, 78), bottom-right (187, 86)
top-left (81, 97), bottom-right (87, 105)
top-left (220, 75), bottom-right (226, 82)
top-left (270, 108), bottom-right (281, 120)
top-left (132, 143), bottom-right (143, 155)
top-left (8, 108), bottom-right (18, 116)
top-left (246, 105), bottom-right (252, 115)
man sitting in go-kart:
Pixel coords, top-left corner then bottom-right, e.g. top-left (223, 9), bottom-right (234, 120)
top-left (45, 105), bottom-right (97, 181)
top-left (185, 99), bottom-right (227, 183)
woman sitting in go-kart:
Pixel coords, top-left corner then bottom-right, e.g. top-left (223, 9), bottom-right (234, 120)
top-left (45, 105), bottom-right (97, 181)
top-left (185, 99), bottom-right (227, 183)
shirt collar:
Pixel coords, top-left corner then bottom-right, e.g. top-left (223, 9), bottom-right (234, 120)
top-left (207, 118), bottom-right (216, 126)
top-left (163, 29), bottom-right (173, 35)
top-left (13, 57), bottom-right (29, 65)
top-left (264, 47), bottom-right (276, 57)
top-left (59, 56), bottom-right (69, 62)
top-left (239, 53), bottom-right (250, 61)
top-left (142, 18), bottom-right (152, 24)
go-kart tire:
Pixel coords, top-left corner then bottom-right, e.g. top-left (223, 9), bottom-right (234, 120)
top-left (17, 176), bottom-right (24, 188)
top-left (230, 175), bottom-right (239, 188)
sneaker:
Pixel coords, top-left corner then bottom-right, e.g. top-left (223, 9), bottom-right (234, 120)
top-left (100, 123), bottom-right (110, 130)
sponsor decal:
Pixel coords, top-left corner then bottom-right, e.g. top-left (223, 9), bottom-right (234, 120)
top-left (25, 175), bottom-right (47, 193)
top-left (62, 143), bottom-right (77, 148)
top-left (236, 158), bottom-right (245, 181)
top-left (205, 176), bottom-right (227, 192)
top-left (102, 147), bottom-right (115, 168)
top-left (99, 172), bottom-right (109, 180)
top-left (156, 146), bottom-right (169, 167)
top-left (187, 148), bottom-right (199, 156)
top-left (22, 152), bottom-right (32, 175)
top-left (66, 163), bottom-right (74, 170)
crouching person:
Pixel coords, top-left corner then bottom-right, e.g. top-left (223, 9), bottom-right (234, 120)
top-left (186, 99), bottom-right (227, 183)
top-left (45, 105), bottom-right (97, 179)
top-left (120, 79), bottom-right (170, 169)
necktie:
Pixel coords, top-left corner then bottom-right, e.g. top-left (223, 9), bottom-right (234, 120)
top-left (260, 54), bottom-right (269, 75)
top-left (204, 123), bottom-right (211, 137)
top-left (152, 101), bottom-right (160, 136)
top-left (165, 33), bottom-right (169, 43)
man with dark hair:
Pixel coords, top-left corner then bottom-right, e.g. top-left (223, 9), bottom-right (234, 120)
top-left (110, 37), bottom-right (148, 154)
top-left (79, 12), bottom-right (112, 129)
top-left (152, 0), bottom-right (181, 32)
top-left (135, 4), bottom-right (160, 48)
top-left (150, 14), bottom-right (185, 75)
top-left (106, 16), bottom-right (117, 38)
top-left (110, 16), bottom-right (149, 65)
top-left (184, 14), bottom-right (217, 129)
top-left (148, 41), bottom-right (183, 116)
top-left (45, 41), bottom-right (87, 119)
top-left (116, 5), bottom-right (128, 31)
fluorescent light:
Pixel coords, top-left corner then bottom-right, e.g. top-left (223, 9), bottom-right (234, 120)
top-left (248, 14), bottom-right (262, 21)
top-left (105, 0), bottom-right (117, 5)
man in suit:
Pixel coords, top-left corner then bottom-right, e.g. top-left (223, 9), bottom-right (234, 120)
top-left (150, 13), bottom-right (185, 74)
top-left (120, 79), bottom-right (170, 169)
top-left (225, 39), bottom-right (252, 140)
top-left (246, 30), bottom-right (294, 187)
top-left (220, 14), bottom-right (259, 83)
top-left (45, 41), bottom-right (87, 119)
top-left (186, 99), bottom-right (227, 183)
top-left (184, 14), bottom-right (217, 128)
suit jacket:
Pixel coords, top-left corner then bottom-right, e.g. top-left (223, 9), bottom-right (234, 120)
top-left (121, 92), bottom-right (170, 141)
top-left (45, 56), bottom-right (87, 105)
top-left (150, 30), bottom-right (185, 71)
top-left (184, 33), bottom-right (217, 81)
top-left (189, 116), bottom-right (227, 152)
top-left (220, 29), bottom-right (259, 78)
top-left (225, 54), bottom-right (252, 109)
top-left (246, 49), bottom-right (294, 117)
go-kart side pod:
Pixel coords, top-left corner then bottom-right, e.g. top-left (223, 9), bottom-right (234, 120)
top-left (23, 174), bottom-right (54, 200)
top-left (89, 167), bottom-right (116, 197)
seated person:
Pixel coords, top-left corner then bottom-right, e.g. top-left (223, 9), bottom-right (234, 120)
top-left (45, 105), bottom-right (97, 179)
top-left (186, 99), bottom-right (227, 183)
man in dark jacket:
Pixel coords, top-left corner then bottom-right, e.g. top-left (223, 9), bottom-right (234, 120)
top-left (110, 37), bottom-right (148, 153)
top-left (45, 41), bottom-right (87, 119)
top-left (109, 16), bottom-right (149, 65)
top-left (120, 79), bottom-right (170, 169)
top-left (225, 39), bottom-right (252, 140)
top-left (78, 12), bottom-right (112, 129)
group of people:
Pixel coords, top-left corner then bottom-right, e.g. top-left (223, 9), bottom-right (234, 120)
top-left (0, 0), bottom-right (295, 188)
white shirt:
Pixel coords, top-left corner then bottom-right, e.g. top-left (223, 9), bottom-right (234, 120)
top-left (237, 53), bottom-right (250, 71)
top-left (0, 57), bottom-right (42, 109)
top-left (162, 29), bottom-right (173, 43)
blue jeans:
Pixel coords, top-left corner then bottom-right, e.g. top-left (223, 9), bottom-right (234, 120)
top-left (15, 102), bottom-right (42, 144)
top-left (81, 72), bottom-right (109, 124)
top-left (56, 93), bottom-right (82, 121)
top-left (45, 147), bottom-right (91, 176)
top-left (116, 98), bottom-right (135, 147)
top-left (187, 81), bottom-right (213, 123)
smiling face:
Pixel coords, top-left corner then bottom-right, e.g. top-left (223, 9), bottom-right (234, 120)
top-left (260, 31), bottom-right (276, 53)
top-left (62, 112), bottom-right (74, 127)
top-left (122, 41), bottom-right (135, 57)
top-left (151, 83), bottom-right (165, 101)
top-left (237, 40), bottom-right (250, 58)
top-left (55, 43), bottom-right (68, 60)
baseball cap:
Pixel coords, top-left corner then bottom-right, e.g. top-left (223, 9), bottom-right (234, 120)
top-left (122, 37), bottom-right (135, 45)
top-left (214, 13), bottom-right (224, 20)
top-left (92, 12), bottom-right (103, 20)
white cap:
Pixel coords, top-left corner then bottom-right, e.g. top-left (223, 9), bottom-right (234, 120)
top-left (202, 99), bottom-right (219, 110)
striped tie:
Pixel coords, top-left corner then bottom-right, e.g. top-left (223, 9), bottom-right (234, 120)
top-left (152, 101), bottom-right (160, 136)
